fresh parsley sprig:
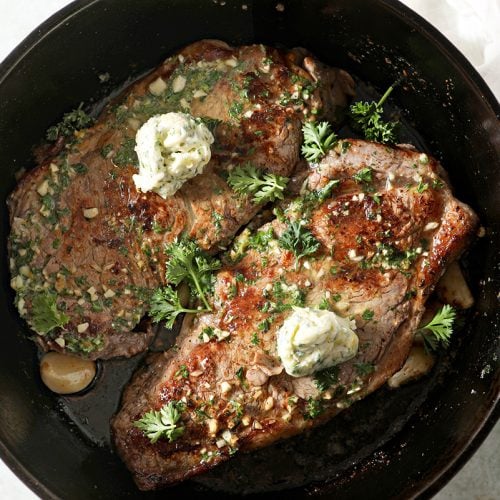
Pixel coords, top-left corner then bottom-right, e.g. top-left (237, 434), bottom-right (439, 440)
top-left (227, 164), bottom-right (289, 204)
top-left (165, 239), bottom-right (221, 311)
top-left (149, 286), bottom-right (205, 329)
top-left (134, 401), bottom-right (185, 444)
top-left (301, 121), bottom-right (338, 162)
top-left (349, 84), bottom-right (398, 144)
top-left (417, 304), bottom-right (456, 352)
top-left (279, 220), bottom-right (320, 267)
top-left (30, 292), bottom-right (69, 335)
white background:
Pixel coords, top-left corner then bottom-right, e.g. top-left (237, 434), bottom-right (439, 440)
top-left (0, 0), bottom-right (498, 499)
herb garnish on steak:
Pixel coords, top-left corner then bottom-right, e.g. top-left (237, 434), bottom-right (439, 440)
top-left (7, 40), bottom-right (355, 359)
top-left (112, 139), bottom-right (477, 489)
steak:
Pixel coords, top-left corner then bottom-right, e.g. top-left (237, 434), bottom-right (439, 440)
top-left (112, 139), bottom-right (478, 490)
top-left (7, 40), bottom-right (355, 359)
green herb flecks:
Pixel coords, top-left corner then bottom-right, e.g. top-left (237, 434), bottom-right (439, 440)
top-left (64, 334), bottom-right (104, 355)
top-left (304, 398), bottom-right (324, 420)
top-left (362, 309), bottom-right (374, 321)
top-left (199, 326), bottom-right (216, 342)
top-left (227, 164), bottom-right (289, 204)
top-left (175, 364), bottom-right (189, 379)
top-left (354, 362), bottom-right (375, 376)
top-left (314, 366), bottom-right (339, 392)
top-left (318, 297), bottom-right (331, 310)
top-left (268, 280), bottom-right (306, 312)
top-left (114, 138), bottom-right (138, 167)
top-left (100, 144), bottom-right (114, 158)
top-left (235, 366), bottom-right (249, 390)
top-left (134, 401), bottom-right (185, 444)
top-left (432, 178), bottom-right (444, 190)
top-left (228, 101), bottom-right (243, 120)
top-left (72, 163), bottom-right (88, 175)
top-left (352, 167), bottom-right (373, 185)
top-left (416, 180), bottom-right (429, 193)
top-left (46, 103), bottom-right (93, 142)
top-left (304, 179), bottom-right (340, 204)
top-left (212, 211), bottom-right (224, 232)
top-left (371, 243), bottom-right (419, 272)
top-left (197, 117), bottom-right (221, 134)
top-left (249, 228), bottom-right (275, 250)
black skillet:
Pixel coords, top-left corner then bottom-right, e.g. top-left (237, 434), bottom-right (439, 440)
top-left (0, 1), bottom-right (498, 498)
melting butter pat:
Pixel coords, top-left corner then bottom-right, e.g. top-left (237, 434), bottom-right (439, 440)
top-left (133, 112), bottom-right (214, 199)
top-left (277, 307), bottom-right (358, 377)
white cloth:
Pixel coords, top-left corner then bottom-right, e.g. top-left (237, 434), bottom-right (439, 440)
top-left (400, 0), bottom-right (500, 98)
top-left (0, 1), bottom-right (498, 500)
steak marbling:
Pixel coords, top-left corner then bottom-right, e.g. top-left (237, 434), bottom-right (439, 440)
top-left (7, 40), bottom-right (354, 359)
top-left (112, 139), bottom-right (478, 489)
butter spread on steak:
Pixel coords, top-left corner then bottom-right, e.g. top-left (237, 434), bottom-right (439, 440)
top-left (112, 139), bottom-right (478, 490)
top-left (7, 40), bottom-right (355, 359)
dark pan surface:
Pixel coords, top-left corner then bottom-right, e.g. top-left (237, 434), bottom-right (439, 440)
top-left (0, 1), bottom-right (498, 499)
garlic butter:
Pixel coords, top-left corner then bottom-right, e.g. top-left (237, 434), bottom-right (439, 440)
top-left (277, 307), bottom-right (358, 377)
top-left (133, 112), bottom-right (214, 199)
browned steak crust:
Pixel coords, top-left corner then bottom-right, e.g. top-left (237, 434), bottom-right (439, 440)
top-left (112, 139), bottom-right (478, 489)
top-left (7, 40), bottom-right (355, 359)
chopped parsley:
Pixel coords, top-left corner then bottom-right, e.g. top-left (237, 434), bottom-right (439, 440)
top-left (46, 103), bottom-right (93, 141)
top-left (235, 367), bottom-right (245, 384)
top-left (352, 167), bottom-right (373, 184)
top-left (304, 398), bottom-right (324, 420)
top-left (249, 228), bottom-right (275, 250)
top-left (212, 211), bottom-right (224, 231)
top-left (354, 362), bottom-right (375, 376)
top-left (228, 101), bottom-right (243, 119)
top-left (362, 309), bottom-right (375, 321)
top-left (314, 366), bottom-right (339, 392)
top-left (72, 163), bottom-right (88, 175)
top-left (175, 364), bottom-right (189, 379)
top-left (113, 137), bottom-right (138, 167)
top-left (303, 179), bottom-right (340, 204)
top-left (65, 334), bottom-right (104, 355)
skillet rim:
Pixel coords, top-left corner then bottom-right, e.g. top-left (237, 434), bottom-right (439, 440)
top-left (0, 0), bottom-right (498, 498)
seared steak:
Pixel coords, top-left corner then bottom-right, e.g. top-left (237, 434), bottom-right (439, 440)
top-left (112, 139), bottom-right (478, 489)
top-left (7, 40), bottom-right (355, 359)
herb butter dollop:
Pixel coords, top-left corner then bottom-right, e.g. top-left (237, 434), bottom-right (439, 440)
top-left (133, 112), bottom-right (214, 199)
top-left (277, 306), bottom-right (358, 377)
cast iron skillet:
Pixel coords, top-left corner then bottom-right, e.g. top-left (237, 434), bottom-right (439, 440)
top-left (0, 0), bottom-right (498, 498)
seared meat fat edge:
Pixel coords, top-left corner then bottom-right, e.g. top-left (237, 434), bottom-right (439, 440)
top-left (7, 40), bottom-right (355, 360)
top-left (112, 139), bottom-right (478, 490)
